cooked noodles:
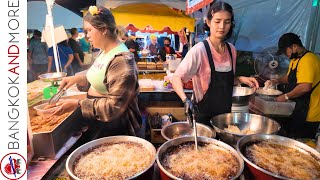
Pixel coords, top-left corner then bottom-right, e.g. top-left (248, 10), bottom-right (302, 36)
top-left (73, 142), bottom-right (153, 180)
top-left (161, 142), bottom-right (240, 180)
top-left (245, 141), bottom-right (320, 180)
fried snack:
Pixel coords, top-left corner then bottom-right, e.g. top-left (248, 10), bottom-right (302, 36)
top-left (43, 103), bottom-right (57, 110)
top-left (30, 112), bottom-right (71, 133)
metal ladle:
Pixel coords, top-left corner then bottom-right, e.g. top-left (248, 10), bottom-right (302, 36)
top-left (188, 113), bottom-right (198, 151)
top-left (192, 113), bottom-right (198, 151)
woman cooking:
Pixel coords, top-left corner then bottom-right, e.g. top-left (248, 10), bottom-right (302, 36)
top-left (172, 1), bottom-right (259, 126)
top-left (53, 6), bottom-right (141, 137)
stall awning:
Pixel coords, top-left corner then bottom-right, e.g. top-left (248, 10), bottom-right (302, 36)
top-left (110, 3), bottom-right (195, 32)
top-left (186, 0), bottom-right (213, 14)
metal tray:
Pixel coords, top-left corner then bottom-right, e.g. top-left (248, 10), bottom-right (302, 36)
top-left (38, 72), bottom-right (66, 82)
top-left (29, 101), bottom-right (83, 158)
top-left (253, 96), bottom-right (296, 115)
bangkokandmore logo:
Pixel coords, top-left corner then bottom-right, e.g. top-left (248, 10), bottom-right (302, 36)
top-left (0, 153), bottom-right (27, 179)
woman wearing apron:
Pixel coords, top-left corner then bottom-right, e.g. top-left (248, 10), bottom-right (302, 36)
top-left (53, 6), bottom-right (142, 138)
top-left (265, 33), bottom-right (320, 138)
top-left (172, 2), bottom-right (259, 126)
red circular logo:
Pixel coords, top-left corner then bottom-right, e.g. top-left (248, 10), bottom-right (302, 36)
top-left (0, 153), bottom-right (27, 179)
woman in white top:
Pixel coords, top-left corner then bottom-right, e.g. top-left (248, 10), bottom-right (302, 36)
top-left (172, 1), bottom-right (259, 126)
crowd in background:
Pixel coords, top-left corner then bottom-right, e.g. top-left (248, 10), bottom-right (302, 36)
top-left (27, 26), bottom-right (189, 83)
top-left (27, 28), bottom-right (93, 82)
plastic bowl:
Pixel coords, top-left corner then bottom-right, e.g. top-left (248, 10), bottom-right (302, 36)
top-left (33, 102), bottom-right (58, 116)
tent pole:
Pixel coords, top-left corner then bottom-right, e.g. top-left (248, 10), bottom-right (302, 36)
top-left (46, 0), bottom-right (60, 73)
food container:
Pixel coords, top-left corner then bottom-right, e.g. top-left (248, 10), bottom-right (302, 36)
top-left (167, 58), bottom-right (181, 71)
top-left (66, 136), bottom-right (156, 180)
top-left (27, 113), bottom-right (34, 164)
top-left (156, 62), bottom-right (164, 70)
top-left (33, 101), bottom-right (60, 116)
top-left (237, 134), bottom-right (320, 180)
top-left (147, 62), bottom-right (157, 70)
top-left (232, 86), bottom-right (255, 106)
top-left (141, 49), bottom-right (150, 57)
top-left (139, 79), bottom-right (155, 91)
top-left (210, 113), bottom-right (280, 147)
top-left (157, 136), bottom-right (244, 180)
top-left (253, 96), bottom-right (296, 115)
top-left (161, 122), bottom-right (215, 141)
top-left (29, 101), bottom-right (83, 158)
top-left (137, 62), bottom-right (147, 69)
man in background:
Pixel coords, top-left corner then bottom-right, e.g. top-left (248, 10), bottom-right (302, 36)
top-left (125, 35), bottom-right (140, 62)
top-left (27, 30), bottom-right (48, 79)
top-left (159, 37), bottom-right (176, 61)
top-left (68, 28), bottom-right (84, 74)
top-left (147, 34), bottom-right (160, 58)
top-left (265, 33), bottom-right (320, 138)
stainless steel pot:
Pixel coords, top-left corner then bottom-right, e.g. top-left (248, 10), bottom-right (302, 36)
top-left (210, 113), bottom-right (280, 147)
top-left (236, 134), bottom-right (320, 180)
top-left (156, 136), bottom-right (244, 180)
top-left (66, 136), bottom-right (156, 180)
top-left (161, 122), bottom-right (215, 141)
top-left (232, 86), bottom-right (255, 106)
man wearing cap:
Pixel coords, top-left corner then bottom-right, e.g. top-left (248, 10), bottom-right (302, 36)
top-left (265, 33), bottom-right (320, 138)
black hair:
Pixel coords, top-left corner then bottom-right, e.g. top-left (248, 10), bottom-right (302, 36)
top-left (83, 6), bottom-right (117, 40)
top-left (33, 30), bottom-right (41, 37)
top-left (163, 37), bottom-right (171, 43)
top-left (276, 32), bottom-right (304, 55)
top-left (70, 28), bottom-right (78, 35)
top-left (204, 1), bottom-right (235, 40)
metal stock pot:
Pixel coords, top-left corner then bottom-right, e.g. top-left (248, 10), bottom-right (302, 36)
top-left (232, 86), bottom-right (255, 106)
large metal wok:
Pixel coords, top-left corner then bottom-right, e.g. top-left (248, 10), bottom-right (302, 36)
top-left (237, 134), bottom-right (320, 180)
top-left (157, 136), bottom-right (244, 180)
top-left (66, 136), bottom-right (156, 180)
top-left (210, 113), bottom-right (280, 147)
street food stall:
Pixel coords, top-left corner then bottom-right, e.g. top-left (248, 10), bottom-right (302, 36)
top-left (26, 0), bottom-right (320, 179)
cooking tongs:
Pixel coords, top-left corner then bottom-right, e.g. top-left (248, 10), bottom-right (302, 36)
top-left (48, 89), bottom-right (65, 105)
